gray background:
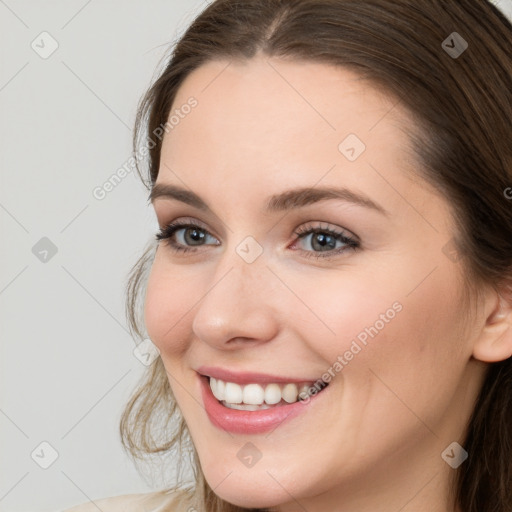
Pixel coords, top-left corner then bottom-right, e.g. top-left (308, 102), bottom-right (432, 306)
top-left (1, 1), bottom-right (511, 511)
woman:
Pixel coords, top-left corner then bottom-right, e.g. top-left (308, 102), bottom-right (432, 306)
top-left (64, 0), bottom-right (512, 511)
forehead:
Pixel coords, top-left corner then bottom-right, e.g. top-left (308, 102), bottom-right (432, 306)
top-left (169, 55), bottom-right (406, 145)
top-left (162, 57), bottom-right (413, 172)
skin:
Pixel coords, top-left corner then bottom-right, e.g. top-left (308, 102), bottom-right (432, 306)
top-left (144, 55), bottom-right (512, 512)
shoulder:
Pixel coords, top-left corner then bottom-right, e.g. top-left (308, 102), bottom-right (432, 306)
top-left (61, 489), bottom-right (188, 512)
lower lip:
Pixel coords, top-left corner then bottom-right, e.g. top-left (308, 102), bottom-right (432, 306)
top-left (198, 374), bottom-right (329, 434)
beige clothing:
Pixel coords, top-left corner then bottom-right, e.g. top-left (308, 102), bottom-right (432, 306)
top-left (61, 490), bottom-right (186, 512)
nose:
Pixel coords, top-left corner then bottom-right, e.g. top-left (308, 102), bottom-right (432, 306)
top-left (191, 255), bottom-right (280, 349)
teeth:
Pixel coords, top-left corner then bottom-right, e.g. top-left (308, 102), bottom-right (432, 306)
top-left (243, 383), bottom-right (265, 405)
top-left (211, 378), bottom-right (224, 401)
top-left (282, 383), bottom-right (298, 403)
top-left (224, 381), bottom-right (243, 404)
top-left (223, 402), bottom-right (272, 411)
top-left (208, 377), bottom-right (327, 406)
top-left (264, 383), bottom-right (281, 405)
top-left (297, 383), bottom-right (310, 399)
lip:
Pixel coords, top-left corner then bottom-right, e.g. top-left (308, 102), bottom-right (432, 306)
top-left (198, 373), bottom-right (330, 434)
top-left (196, 365), bottom-right (321, 385)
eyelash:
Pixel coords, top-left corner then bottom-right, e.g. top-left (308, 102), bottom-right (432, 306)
top-left (155, 220), bottom-right (360, 259)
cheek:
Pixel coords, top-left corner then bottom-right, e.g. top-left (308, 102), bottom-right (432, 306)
top-left (344, 265), bottom-right (468, 405)
top-left (143, 258), bottom-right (197, 355)
top-left (296, 261), bottom-right (464, 385)
top-left (286, 269), bottom-right (405, 365)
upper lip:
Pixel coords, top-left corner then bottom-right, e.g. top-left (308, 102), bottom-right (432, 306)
top-left (196, 365), bottom-right (321, 385)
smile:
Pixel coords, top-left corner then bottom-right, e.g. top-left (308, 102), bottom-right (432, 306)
top-left (197, 371), bottom-right (331, 434)
top-left (209, 376), bottom-right (329, 410)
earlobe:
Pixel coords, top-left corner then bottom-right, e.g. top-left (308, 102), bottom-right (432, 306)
top-left (472, 286), bottom-right (512, 363)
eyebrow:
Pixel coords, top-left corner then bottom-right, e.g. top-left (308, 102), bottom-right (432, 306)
top-left (149, 183), bottom-right (389, 216)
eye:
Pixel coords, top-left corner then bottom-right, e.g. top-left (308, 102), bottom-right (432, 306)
top-left (155, 219), bottom-right (360, 259)
top-left (155, 219), bottom-right (219, 254)
top-left (291, 222), bottom-right (360, 259)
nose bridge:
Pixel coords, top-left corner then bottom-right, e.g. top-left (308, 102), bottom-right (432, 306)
top-left (191, 241), bottom-right (278, 346)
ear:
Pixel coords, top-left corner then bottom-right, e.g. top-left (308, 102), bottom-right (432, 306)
top-left (472, 279), bottom-right (512, 363)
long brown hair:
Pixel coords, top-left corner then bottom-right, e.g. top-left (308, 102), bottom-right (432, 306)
top-left (119, 1), bottom-right (512, 511)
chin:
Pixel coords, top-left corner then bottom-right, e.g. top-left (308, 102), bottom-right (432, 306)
top-left (203, 469), bottom-right (287, 509)
top-left (214, 488), bottom-right (283, 509)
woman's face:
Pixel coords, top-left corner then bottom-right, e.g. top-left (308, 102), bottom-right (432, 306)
top-left (145, 56), bottom-right (488, 510)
